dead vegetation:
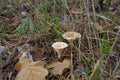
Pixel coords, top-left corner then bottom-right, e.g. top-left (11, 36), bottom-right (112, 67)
top-left (0, 0), bottom-right (120, 80)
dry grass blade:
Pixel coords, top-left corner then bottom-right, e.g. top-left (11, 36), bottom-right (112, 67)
top-left (89, 60), bottom-right (100, 80)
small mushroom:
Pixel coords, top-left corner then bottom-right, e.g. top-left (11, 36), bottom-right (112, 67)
top-left (52, 42), bottom-right (68, 59)
top-left (62, 31), bottom-right (81, 77)
top-left (62, 31), bottom-right (81, 41)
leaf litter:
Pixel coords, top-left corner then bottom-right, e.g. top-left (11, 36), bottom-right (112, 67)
top-left (1, 0), bottom-right (120, 80)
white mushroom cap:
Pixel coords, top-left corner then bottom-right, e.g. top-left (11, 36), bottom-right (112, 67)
top-left (52, 42), bottom-right (68, 58)
top-left (62, 31), bottom-right (81, 40)
top-left (52, 42), bottom-right (68, 50)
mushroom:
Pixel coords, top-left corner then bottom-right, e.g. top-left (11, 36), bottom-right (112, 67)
top-left (62, 31), bottom-right (81, 41)
top-left (62, 31), bottom-right (81, 77)
top-left (52, 42), bottom-right (68, 59)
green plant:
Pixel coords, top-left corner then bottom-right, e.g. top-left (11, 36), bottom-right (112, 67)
top-left (46, 14), bottom-right (64, 37)
top-left (54, 75), bottom-right (63, 80)
top-left (0, 26), bottom-right (7, 41)
top-left (34, 1), bottom-right (64, 38)
top-left (100, 40), bottom-right (112, 54)
top-left (92, 65), bottom-right (99, 80)
top-left (62, 0), bottom-right (69, 10)
top-left (0, 26), bottom-right (7, 34)
top-left (14, 17), bottom-right (36, 35)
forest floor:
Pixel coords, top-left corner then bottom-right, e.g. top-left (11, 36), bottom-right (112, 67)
top-left (0, 0), bottom-right (120, 80)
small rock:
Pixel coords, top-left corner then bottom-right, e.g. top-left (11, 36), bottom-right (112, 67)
top-left (115, 75), bottom-right (120, 80)
top-left (6, 4), bottom-right (12, 9)
top-left (0, 46), bottom-right (6, 53)
top-left (108, 6), bottom-right (115, 11)
top-left (22, 52), bottom-right (33, 61)
top-left (114, 26), bottom-right (120, 33)
top-left (23, 3), bottom-right (30, 10)
top-left (21, 11), bottom-right (28, 18)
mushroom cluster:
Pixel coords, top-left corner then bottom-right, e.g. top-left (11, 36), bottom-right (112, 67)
top-left (52, 31), bottom-right (81, 59)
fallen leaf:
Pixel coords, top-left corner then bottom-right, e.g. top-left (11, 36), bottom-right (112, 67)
top-left (47, 62), bottom-right (61, 69)
top-left (48, 59), bottom-right (71, 75)
top-left (15, 56), bottom-right (32, 70)
top-left (15, 65), bottom-right (48, 80)
top-left (15, 56), bottom-right (47, 80)
top-left (30, 60), bottom-right (44, 67)
top-left (62, 59), bottom-right (71, 68)
top-left (15, 56), bottom-right (45, 70)
top-left (52, 63), bottom-right (64, 75)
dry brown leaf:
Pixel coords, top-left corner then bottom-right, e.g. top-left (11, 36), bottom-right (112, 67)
top-left (62, 59), bottom-right (71, 68)
top-left (15, 56), bottom-right (45, 70)
top-left (47, 62), bottom-right (61, 69)
top-left (30, 60), bottom-right (44, 67)
top-left (15, 56), bottom-right (32, 70)
top-left (15, 56), bottom-right (47, 80)
top-left (15, 65), bottom-right (48, 80)
top-left (52, 63), bottom-right (64, 75)
top-left (48, 59), bottom-right (71, 75)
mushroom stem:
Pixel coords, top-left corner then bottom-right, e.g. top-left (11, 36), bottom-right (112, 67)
top-left (52, 42), bottom-right (68, 59)
top-left (55, 49), bottom-right (63, 59)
